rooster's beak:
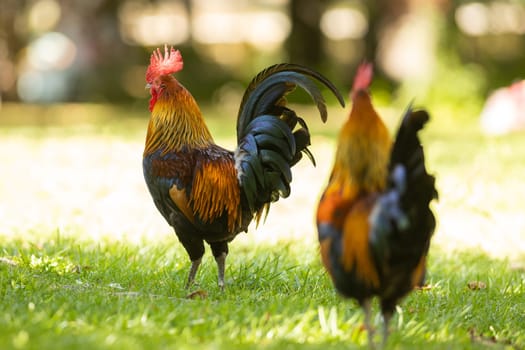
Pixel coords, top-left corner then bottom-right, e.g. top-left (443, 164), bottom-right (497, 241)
top-left (145, 83), bottom-right (152, 89)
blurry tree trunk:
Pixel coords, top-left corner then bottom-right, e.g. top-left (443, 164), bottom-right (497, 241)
top-left (0, 0), bottom-right (27, 99)
top-left (287, 0), bottom-right (324, 66)
top-left (370, 0), bottom-right (410, 62)
top-left (363, 0), bottom-right (380, 62)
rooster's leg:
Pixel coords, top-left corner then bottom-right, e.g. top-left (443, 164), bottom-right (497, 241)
top-left (215, 252), bottom-right (227, 290)
top-left (178, 233), bottom-right (205, 289)
top-left (185, 258), bottom-right (202, 289)
top-left (361, 299), bottom-right (375, 350)
top-left (210, 241), bottom-right (229, 290)
top-left (381, 310), bottom-right (392, 348)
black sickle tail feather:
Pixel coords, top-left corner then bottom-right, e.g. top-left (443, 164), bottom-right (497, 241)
top-left (235, 64), bottom-right (345, 220)
top-left (370, 105), bottom-right (437, 271)
top-left (389, 106), bottom-right (438, 207)
top-left (236, 63), bottom-right (345, 134)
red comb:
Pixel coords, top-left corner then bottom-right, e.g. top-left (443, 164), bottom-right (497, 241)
top-left (145, 45), bottom-right (183, 83)
top-left (351, 61), bottom-right (373, 96)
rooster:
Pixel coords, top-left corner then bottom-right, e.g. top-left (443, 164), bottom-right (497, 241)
top-left (143, 46), bottom-right (344, 290)
top-left (316, 62), bottom-right (437, 347)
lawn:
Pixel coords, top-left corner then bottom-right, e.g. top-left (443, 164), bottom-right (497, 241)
top-left (0, 102), bottom-right (524, 349)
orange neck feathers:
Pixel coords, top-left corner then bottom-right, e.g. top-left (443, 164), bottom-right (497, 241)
top-left (329, 91), bottom-right (391, 197)
top-left (144, 80), bottom-right (214, 156)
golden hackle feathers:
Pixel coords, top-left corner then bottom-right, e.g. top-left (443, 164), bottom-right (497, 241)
top-left (328, 61), bottom-right (391, 196)
top-left (331, 98), bottom-right (391, 196)
top-left (143, 83), bottom-right (213, 156)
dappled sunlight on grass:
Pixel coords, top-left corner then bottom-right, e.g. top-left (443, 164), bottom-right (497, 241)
top-left (425, 128), bottom-right (525, 259)
top-left (1, 102), bottom-right (524, 261)
top-left (0, 131), bottom-right (169, 244)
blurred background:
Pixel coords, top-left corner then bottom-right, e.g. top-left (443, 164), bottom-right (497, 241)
top-left (0, 0), bottom-right (524, 256)
top-left (0, 0), bottom-right (523, 110)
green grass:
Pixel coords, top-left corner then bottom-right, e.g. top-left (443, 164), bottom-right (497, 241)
top-left (1, 102), bottom-right (525, 349)
top-left (1, 234), bottom-right (524, 350)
